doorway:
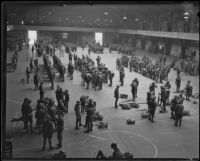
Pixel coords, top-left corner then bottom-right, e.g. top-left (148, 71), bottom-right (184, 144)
top-left (28, 30), bottom-right (37, 45)
top-left (95, 32), bottom-right (103, 45)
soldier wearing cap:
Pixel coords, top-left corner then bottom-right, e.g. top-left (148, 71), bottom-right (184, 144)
top-left (114, 86), bottom-right (120, 108)
top-left (56, 113), bottom-right (64, 148)
top-left (21, 98), bottom-right (33, 133)
top-left (64, 90), bottom-right (70, 113)
top-left (175, 75), bottom-right (181, 93)
top-left (85, 99), bottom-right (95, 133)
top-left (42, 115), bottom-right (54, 150)
top-left (148, 95), bottom-right (157, 123)
top-left (170, 96), bottom-right (179, 119)
top-left (174, 101), bottom-right (184, 127)
top-left (185, 81), bottom-right (192, 101)
top-left (39, 82), bottom-right (45, 99)
top-left (111, 143), bottom-right (122, 158)
top-left (26, 67), bottom-right (31, 84)
top-left (74, 101), bottom-right (82, 130)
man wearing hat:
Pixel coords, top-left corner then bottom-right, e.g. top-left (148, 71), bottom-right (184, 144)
top-left (148, 95), bottom-right (157, 123)
top-left (42, 115), bottom-right (54, 150)
top-left (174, 100), bottom-right (184, 127)
top-left (114, 86), bottom-right (120, 108)
top-left (185, 81), bottom-right (192, 101)
top-left (39, 82), bottom-right (45, 99)
top-left (85, 98), bottom-right (95, 133)
top-left (21, 98), bottom-right (33, 133)
top-left (64, 90), bottom-right (70, 113)
top-left (74, 101), bottom-right (82, 130)
top-left (56, 113), bottom-right (64, 148)
top-left (111, 143), bottom-right (122, 158)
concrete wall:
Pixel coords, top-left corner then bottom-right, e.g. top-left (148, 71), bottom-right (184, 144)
top-left (38, 31), bottom-right (52, 42)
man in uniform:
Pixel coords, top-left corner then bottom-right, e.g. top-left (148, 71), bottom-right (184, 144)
top-left (114, 86), bottom-right (119, 108)
top-left (39, 82), bottom-right (45, 100)
top-left (42, 115), bottom-right (54, 150)
top-left (34, 72), bottom-right (40, 90)
top-left (56, 112), bottom-right (64, 149)
top-left (174, 101), bottom-right (184, 127)
top-left (170, 96), bottom-right (178, 119)
top-left (119, 71), bottom-right (125, 86)
top-left (134, 78), bottom-right (139, 97)
top-left (148, 95), bottom-right (157, 123)
top-left (185, 81), bottom-right (192, 101)
top-left (85, 99), bottom-right (95, 133)
top-left (74, 101), bottom-right (82, 130)
top-left (131, 80), bottom-right (137, 101)
top-left (21, 98), bottom-right (33, 133)
top-left (111, 143), bottom-right (122, 159)
top-left (175, 75), bottom-right (181, 93)
top-left (109, 71), bottom-right (114, 87)
top-left (64, 90), bottom-right (70, 113)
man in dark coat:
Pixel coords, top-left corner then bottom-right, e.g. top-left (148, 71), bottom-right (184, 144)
top-left (34, 72), bottom-right (40, 90)
top-left (21, 98), bottom-right (33, 133)
top-left (119, 71), bottom-right (125, 86)
top-left (56, 113), bottom-right (64, 148)
top-left (85, 99), bottom-right (95, 133)
top-left (64, 90), bottom-right (70, 113)
top-left (148, 95), bottom-right (157, 123)
top-left (74, 101), bottom-right (82, 130)
top-left (109, 71), bottom-right (114, 87)
top-left (114, 86), bottom-right (119, 108)
top-left (42, 115), bottom-right (54, 150)
top-left (131, 80), bottom-right (137, 101)
top-left (39, 82), bottom-right (45, 99)
top-left (175, 75), bottom-right (181, 93)
top-left (185, 81), bottom-right (192, 101)
top-left (174, 102), bottom-right (184, 127)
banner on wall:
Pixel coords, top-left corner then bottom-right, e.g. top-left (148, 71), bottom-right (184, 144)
top-left (61, 33), bottom-right (68, 39)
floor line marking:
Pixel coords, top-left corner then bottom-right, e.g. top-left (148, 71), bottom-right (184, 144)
top-left (100, 130), bottom-right (158, 158)
top-left (87, 134), bottom-right (106, 141)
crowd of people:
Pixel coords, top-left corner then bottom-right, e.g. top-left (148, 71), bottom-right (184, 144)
top-left (109, 43), bottom-right (137, 56)
top-left (180, 60), bottom-right (199, 76)
top-left (9, 39), bottom-right (196, 158)
top-left (88, 43), bottom-right (104, 54)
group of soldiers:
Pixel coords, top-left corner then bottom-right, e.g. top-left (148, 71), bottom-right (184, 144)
top-left (180, 60), bottom-right (199, 76)
top-left (109, 43), bottom-right (137, 56)
top-left (72, 54), bottom-right (115, 90)
top-left (88, 43), bottom-right (104, 54)
top-left (128, 56), bottom-right (171, 83)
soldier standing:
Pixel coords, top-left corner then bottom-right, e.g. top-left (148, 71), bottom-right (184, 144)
top-left (131, 80), bottom-right (137, 101)
top-left (26, 67), bottom-right (31, 84)
top-left (56, 113), bottom-right (64, 148)
top-left (85, 99), bottom-right (95, 133)
top-left (174, 102), bottom-right (184, 127)
top-left (170, 96), bottom-right (178, 119)
top-left (64, 90), bottom-right (70, 113)
top-left (165, 81), bottom-right (171, 103)
top-left (34, 72), bottom-right (40, 90)
top-left (74, 101), bottom-right (82, 130)
top-left (175, 75), bottom-right (181, 93)
top-left (39, 82), bottom-right (45, 99)
top-left (114, 86), bottom-right (119, 108)
top-left (134, 78), bottom-right (139, 97)
top-left (185, 81), bottom-right (192, 101)
top-left (35, 105), bottom-right (45, 134)
top-left (21, 98), bottom-right (33, 133)
top-left (109, 71), bottom-right (114, 87)
top-left (119, 71), bottom-right (125, 86)
top-left (148, 95), bottom-right (157, 123)
top-left (42, 116), bottom-right (54, 150)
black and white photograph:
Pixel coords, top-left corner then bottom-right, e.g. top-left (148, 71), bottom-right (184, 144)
top-left (1, 1), bottom-right (199, 160)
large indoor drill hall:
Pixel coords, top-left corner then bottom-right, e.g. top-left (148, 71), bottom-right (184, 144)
top-left (2, 1), bottom-right (199, 160)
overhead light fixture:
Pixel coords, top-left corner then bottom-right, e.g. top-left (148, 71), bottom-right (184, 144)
top-left (123, 16), bottom-right (127, 20)
top-left (183, 12), bottom-right (190, 16)
top-left (135, 18), bottom-right (138, 21)
top-left (31, 21), bottom-right (34, 23)
top-left (21, 20), bottom-right (24, 24)
top-left (110, 19), bottom-right (112, 22)
top-left (104, 12), bottom-right (108, 15)
top-left (97, 18), bottom-right (100, 21)
top-left (48, 12), bottom-right (52, 15)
